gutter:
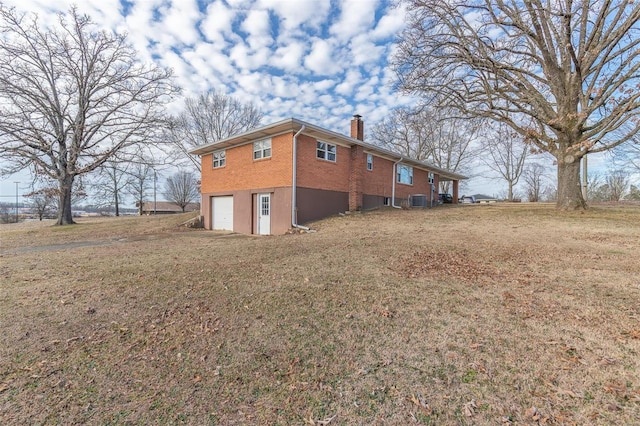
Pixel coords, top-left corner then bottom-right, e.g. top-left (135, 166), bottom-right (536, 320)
top-left (392, 157), bottom-right (403, 209)
top-left (291, 125), bottom-right (309, 230)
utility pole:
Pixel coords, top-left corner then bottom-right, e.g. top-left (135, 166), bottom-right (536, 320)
top-left (14, 181), bottom-right (19, 223)
top-left (153, 170), bottom-right (157, 215)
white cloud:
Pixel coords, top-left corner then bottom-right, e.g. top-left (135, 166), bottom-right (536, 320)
top-left (349, 34), bottom-right (385, 66)
top-left (155, 0), bottom-right (202, 46)
top-left (330, 0), bottom-right (379, 41)
top-left (304, 39), bottom-right (341, 76)
top-left (241, 8), bottom-right (273, 50)
top-left (335, 69), bottom-right (362, 96)
top-left (200, 0), bottom-right (236, 44)
top-left (271, 41), bottom-right (306, 71)
top-left (258, 0), bottom-right (331, 31)
top-left (371, 2), bottom-right (406, 40)
top-left (313, 79), bottom-right (336, 92)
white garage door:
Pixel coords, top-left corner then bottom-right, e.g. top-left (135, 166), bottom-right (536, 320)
top-left (212, 196), bottom-right (233, 231)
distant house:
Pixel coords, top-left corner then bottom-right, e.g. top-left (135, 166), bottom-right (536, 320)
top-left (473, 194), bottom-right (499, 204)
top-left (138, 201), bottom-right (200, 215)
top-left (190, 115), bottom-right (466, 235)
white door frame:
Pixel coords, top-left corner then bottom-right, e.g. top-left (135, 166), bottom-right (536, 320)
top-left (257, 193), bottom-right (271, 235)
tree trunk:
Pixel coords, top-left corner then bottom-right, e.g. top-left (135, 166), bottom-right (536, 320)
top-left (508, 182), bottom-right (513, 201)
top-left (556, 157), bottom-right (587, 210)
top-left (56, 175), bottom-right (75, 225)
top-left (114, 189), bottom-right (120, 217)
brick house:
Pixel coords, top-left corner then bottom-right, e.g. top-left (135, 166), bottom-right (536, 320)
top-left (190, 115), bottom-right (464, 235)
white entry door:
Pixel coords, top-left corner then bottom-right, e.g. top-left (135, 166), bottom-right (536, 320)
top-left (257, 193), bottom-right (271, 235)
top-left (212, 196), bottom-right (233, 231)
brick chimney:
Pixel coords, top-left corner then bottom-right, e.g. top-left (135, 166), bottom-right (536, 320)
top-left (349, 114), bottom-right (365, 211)
top-left (350, 114), bottom-right (364, 141)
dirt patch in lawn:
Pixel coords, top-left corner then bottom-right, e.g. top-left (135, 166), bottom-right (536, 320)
top-left (1, 204), bottom-right (639, 425)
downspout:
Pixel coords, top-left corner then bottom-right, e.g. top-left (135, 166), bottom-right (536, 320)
top-left (392, 157), bottom-right (403, 209)
top-left (292, 125), bottom-right (309, 230)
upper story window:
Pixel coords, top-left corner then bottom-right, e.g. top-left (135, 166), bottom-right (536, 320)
top-left (428, 172), bottom-right (434, 184)
top-left (253, 139), bottom-right (271, 160)
top-left (316, 141), bottom-right (336, 162)
top-left (397, 164), bottom-right (413, 185)
top-left (366, 153), bottom-right (373, 170)
top-left (213, 150), bottom-right (225, 168)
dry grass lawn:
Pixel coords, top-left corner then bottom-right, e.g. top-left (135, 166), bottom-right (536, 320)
top-left (1, 205), bottom-right (639, 425)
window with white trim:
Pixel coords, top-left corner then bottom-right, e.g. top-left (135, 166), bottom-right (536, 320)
top-left (428, 172), bottom-right (434, 184)
top-left (366, 153), bottom-right (373, 170)
top-left (253, 139), bottom-right (271, 160)
top-left (316, 141), bottom-right (336, 162)
top-left (213, 150), bottom-right (225, 168)
top-left (397, 164), bottom-right (413, 185)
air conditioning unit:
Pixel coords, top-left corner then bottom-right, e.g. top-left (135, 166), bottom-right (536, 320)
top-left (411, 194), bottom-right (427, 208)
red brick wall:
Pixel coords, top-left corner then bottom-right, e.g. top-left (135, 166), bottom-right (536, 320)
top-left (362, 154), bottom-right (438, 205)
top-left (362, 154), bottom-right (393, 198)
top-left (200, 132), bottom-right (293, 193)
top-left (296, 134), bottom-right (350, 192)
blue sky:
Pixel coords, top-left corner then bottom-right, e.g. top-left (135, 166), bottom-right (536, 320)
top-left (0, 0), bottom-right (618, 204)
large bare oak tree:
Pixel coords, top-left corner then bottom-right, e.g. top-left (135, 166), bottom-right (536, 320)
top-left (394, 0), bottom-right (640, 209)
top-left (0, 7), bottom-right (176, 224)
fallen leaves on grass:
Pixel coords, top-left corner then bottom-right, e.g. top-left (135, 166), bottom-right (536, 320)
top-left (525, 406), bottom-right (551, 423)
top-left (397, 249), bottom-right (500, 282)
top-left (304, 413), bottom-right (337, 425)
top-left (378, 309), bottom-right (393, 318)
top-left (463, 399), bottom-right (477, 417)
top-left (599, 356), bottom-right (617, 366)
top-left (624, 328), bottom-right (640, 339)
top-left (604, 381), bottom-right (627, 397)
top-left (408, 393), bottom-right (433, 416)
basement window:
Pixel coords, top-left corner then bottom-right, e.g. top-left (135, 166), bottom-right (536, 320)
top-left (253, 139), bottom-right (272, 160)
top-left (397, 164), bottom-right (413, 185)
top-left (213, 150), bottom-right (225, 168)
top-left (383, 197), bottom-right (390, 206)
top-left (316, 141), bottom-right (336, 162)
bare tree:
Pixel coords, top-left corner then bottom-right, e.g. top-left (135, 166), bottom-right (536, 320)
top-left (612, 138), bottom-right (640, 174)
top-left (91, 161), bottom-right (130, 216)
top-left (605, 170), bottom-right (630, 202)
top-left (482, 124), bottom-right (529, 201)
top-left (626, 185), bottom-right (640, 201)
top-left (541, 184), bottom-right (558, 202)
top-left (169, 90), bottom-right (263, 172)
top-left (127, 162), bottom-right (155, 215)
top-left (24, 187), bottom-right (56, 220)
top-left (523, 163), bottom-right (546, 202)
top-left (370, 106), bottom-right (481, 192)
top-left (585, 172), bottom-right (607, 201)
top-left (0, 7), bottom-right (176, 225)
top-left (370, 107), bottom-right (434, 160)
top-left (164, 171), bottom-right (199, 212)
top-left (394, 0), bottom-right (640, 210)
